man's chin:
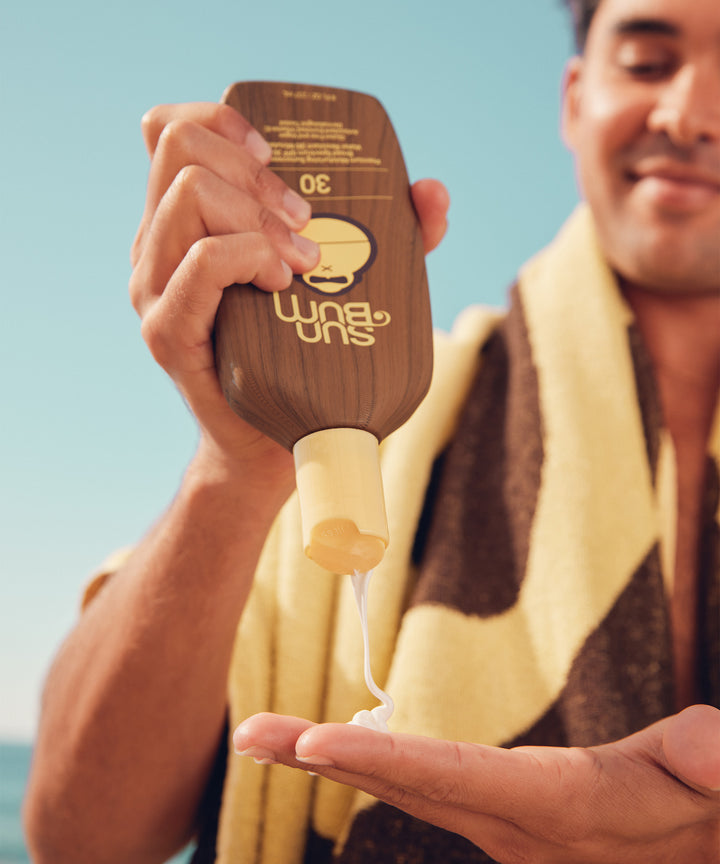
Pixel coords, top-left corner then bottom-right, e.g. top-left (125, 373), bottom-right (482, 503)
top-left (609, 224), bottom-right (720, 296)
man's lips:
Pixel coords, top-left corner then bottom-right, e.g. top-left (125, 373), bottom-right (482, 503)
top-left (626, 161), bottom-right (720, 212)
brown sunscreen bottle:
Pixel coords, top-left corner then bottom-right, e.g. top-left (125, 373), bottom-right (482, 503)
top-left (215, 81), bottom-right (433, 575)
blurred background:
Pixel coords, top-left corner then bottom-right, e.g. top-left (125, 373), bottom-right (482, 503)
top-left (0, 0), bottom-right (578, 859)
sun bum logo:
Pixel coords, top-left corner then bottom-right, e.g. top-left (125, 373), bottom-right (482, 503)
top-left (298, 214), bottom-right (377, 297)
top-left (272, 213), bottom-right (390, 346)
top-left (273, 292), bottom-right (391, 346)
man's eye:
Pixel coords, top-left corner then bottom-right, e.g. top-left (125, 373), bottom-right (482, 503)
top-left (625, 61), bottom-right (671, 77)
top-left (616, 42), bottom-right (675, 79)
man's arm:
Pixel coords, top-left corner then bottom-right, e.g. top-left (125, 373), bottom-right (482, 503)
top-left (23, 101), bottom-right (315, 864)
top-left (24, 450), bottom-right (295, 864)
top-left (23, 101), bottom-right (448, 864)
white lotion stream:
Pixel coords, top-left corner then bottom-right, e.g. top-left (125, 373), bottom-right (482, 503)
top-left (348, 569), bottom-right (394, 733)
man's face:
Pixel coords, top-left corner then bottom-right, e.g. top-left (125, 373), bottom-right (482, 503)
top-left (562, 0), bottom-right (720, 294)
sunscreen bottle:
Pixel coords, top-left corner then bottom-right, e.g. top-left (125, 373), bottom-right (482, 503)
top-left (214, 81), bottom-right (433, 574)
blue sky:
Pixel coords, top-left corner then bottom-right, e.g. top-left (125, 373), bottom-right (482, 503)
top-left (0, 0), bottom-right (579, 740)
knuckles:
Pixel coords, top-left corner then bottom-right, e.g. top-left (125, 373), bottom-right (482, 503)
top-left (140, 102), bottom-right (246, 155)
top-left (255, 203), bottom-right (288, 245)
top-left (127, 267), bottom-right (144, 315)
top-left (129, 227), bottom-right (144, 272)
top-left (183, 235), bottom-right (227, 283)
top-left (140, 104), bottom-right (166, 153)
top-left (154, 118), bottom-right (202, 168)
top-left (139, 304), bottom-right (171, 368)
top-left (171, 163), bottom-right (211, 207)
top-left (246, 158), bottom-right (278, 203)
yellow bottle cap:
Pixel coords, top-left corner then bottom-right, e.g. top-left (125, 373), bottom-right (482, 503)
top-left (293, 428), bottom-right (388, 574)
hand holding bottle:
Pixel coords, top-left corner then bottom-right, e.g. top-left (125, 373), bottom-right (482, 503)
top-left (128, 101), bottom-right (449, 493)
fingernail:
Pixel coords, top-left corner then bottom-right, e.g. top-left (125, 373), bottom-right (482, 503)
top-left (245, 129), bottom-right (272, 163)
top-left (283, 189), bottom-right (312, 225)
top-left (295, 752), bottom-right (335, 767)
top-left (291, 231), bottom-right (320, 260)
top-left (235, 745), bottom-right (277, 764)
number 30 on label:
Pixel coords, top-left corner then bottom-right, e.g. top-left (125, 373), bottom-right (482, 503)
top-left (299, 173), bottom-right (331, 195)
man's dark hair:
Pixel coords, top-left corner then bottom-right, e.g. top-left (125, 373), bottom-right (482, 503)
top-left (565, 0), bottom-right (603, 52)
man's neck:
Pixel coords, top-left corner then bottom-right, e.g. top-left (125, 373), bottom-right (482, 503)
top-left (621, 284), bottom-right (720, 442)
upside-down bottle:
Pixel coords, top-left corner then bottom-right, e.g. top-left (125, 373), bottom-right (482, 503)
top-left (214, 81), bottom-right (433, 575)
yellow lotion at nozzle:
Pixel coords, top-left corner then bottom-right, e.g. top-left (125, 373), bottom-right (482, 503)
top-left (293, 428), bottom-right (388, 575)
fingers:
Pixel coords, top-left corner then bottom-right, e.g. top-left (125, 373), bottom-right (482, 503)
top-left (662, 705), bottom-right (720, 793)
top-left (129, 164), bottom-right (317, 317)
top-left (298, 722), bottom-right (601, 833)
top-left (232, 714), bottom-right (511, 851)
top-left (132, 106), bottom-right (313, 270)
top-left (411, 178), bottom-right (450, 253)
top-left (140, 102), bottom-right (271, 162)
top-left (129, 101), bottom-right (321, 367)
top-left (140, 233), bottom-right (293, 378)
top-left (141, 116), bottom-right (309, 237)
top-left (233, 714), bottom-right (316, 765)
top-left (126, 101), bottom-right (324, 467)
top-left (233, 713), bottom-right (584, 819)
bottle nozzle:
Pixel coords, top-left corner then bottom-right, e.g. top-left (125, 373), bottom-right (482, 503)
top-left (293, 428), bottom-right (388, 574)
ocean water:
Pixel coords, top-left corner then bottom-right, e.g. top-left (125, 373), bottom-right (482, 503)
top-left (0, 742), bottom-right (31, 864)
top-left (0, 741), bottom-right (194, 863)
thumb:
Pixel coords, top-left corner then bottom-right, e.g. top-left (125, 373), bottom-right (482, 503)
top-left (662, 704), bottom-right (720, 793)
top-left (411, 178), bottom-right (450, 253)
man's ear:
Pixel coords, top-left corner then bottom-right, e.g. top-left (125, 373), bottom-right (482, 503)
top-left (561, 56), bottom-right (584, 151)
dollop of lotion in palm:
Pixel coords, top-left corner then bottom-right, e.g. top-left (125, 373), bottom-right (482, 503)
top-left (349, 569), bottom-right (394, 733)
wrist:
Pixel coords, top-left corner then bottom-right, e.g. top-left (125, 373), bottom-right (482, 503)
top-left (184, 435), bottom-right (296, 527)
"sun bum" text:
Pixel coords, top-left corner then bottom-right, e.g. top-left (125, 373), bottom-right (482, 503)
top-left (273, 292), bottom-right (391, 346)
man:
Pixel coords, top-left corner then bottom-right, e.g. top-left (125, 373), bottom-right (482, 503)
top-left (24, 0), bottom-right (720, 861)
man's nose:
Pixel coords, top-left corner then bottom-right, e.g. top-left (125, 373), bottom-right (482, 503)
top-left (648, 61), bottom-right (720, 147)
